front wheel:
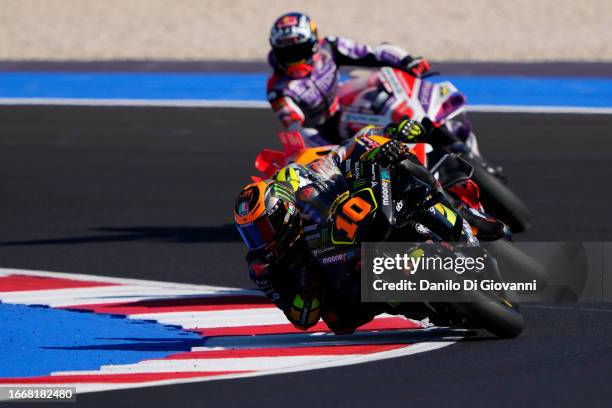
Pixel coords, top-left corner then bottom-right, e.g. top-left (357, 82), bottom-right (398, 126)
top-left (454, 291), bottom-right (524, 338)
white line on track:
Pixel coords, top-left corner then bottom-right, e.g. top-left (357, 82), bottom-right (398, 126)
top-left (0, 285), bottom-right (214, 307)
top-left (468, 104), bottom-right (612, 114)
top-left (523, 305), bottom-right (612, 313)
top-left (0, 98), bottom-right (268, 108)
top-left (0, 97), bottom-right (611, 114)
top-left (56, 355), bottom-right (360, 375)
top-left (130, 308), bottom-right (290, 328)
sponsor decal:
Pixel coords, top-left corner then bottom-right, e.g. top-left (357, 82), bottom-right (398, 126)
top-left (238, 201), bottom-right (249, 216)
top-left (276, 15), bottom-right (298, 28)
top-left (415, 223), bottom-right (431, 235)
top-left (418, 82), bottom-right (433, 113)
top-left (380, 169), bottom-right (390, 181)
top-left (312, 246), bottom-right (335, 256)
top-left (343, 112), bottom-right (387, 126)
top-left (271, 183), bottom-right (295, 203)
top-left (303, 224), bottom-right (318, 232)
top-left (370, 163), bottom-right (379, 188)
top-left (380, 169), bottom-right (391, 206)
top-left (353, 179), bottom-right (368, 189)
top-left (321, 253), bottom-right (347, 265)
top-left (304, 232), bottom-right (321, 241)
top-left (381, 67), bottom-right (406, 98)
top-left (236, 186), bottom-right (259, 217)
top-left (353, 161), bottom-right (362, 180)
top-left (328, 190), bottom-right (350, 218)
top-left (344, 158), bottom-right (352, 174)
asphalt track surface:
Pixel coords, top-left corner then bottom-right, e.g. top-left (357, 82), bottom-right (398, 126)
top-left (1, 107), bottom-right (612, 407)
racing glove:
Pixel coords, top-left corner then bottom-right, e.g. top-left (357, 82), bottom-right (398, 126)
top-left (384, 118), bottom-right (427, 143)
top-left (401, 56), bottom-right (430, 77)
top-left (247, 255), bottom-right (286, 308)
top-left (360, 139), bottom-right (405, 168)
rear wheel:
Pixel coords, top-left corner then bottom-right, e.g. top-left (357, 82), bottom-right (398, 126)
top-left (465, 157), bottom-right (532, 233)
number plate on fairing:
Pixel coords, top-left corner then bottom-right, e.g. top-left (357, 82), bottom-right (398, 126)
top-left (331, 188), bottom-right (378, 245)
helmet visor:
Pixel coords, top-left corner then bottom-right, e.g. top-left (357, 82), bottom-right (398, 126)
top-left (236, 217), bottom-right (277, 251)
top-left (274, 41), bottom-right (316, 66)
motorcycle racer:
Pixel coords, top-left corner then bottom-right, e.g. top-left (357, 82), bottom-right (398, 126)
top-left (267, 12), bottom-right (430, 146)
top-left (234, 138), bottom-right (432, 333)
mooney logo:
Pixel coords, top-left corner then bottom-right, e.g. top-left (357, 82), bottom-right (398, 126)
top-left (380, 169), bottom-right (391, 206)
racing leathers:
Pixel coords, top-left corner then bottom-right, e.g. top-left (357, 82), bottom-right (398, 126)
top-left (247, 239), bottom-right (323, 330)
top-left (246, 135), bottom-right (439, 334)
top-left (246, 152), bottom-right (368, 333)
top-left (267, 37), bottom-right (429, 146)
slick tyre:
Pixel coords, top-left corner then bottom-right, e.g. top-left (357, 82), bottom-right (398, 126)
top-left (455, 291), bottom-right (524, 338)
top-left (465, 158), bottom-right (532, 233)
top-left (485, 239), bottom-right (549, 291)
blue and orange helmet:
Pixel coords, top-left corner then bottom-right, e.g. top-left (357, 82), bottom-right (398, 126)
top-left (234, 180), bottom-right (302, 253)
top-left (269, 12), bottom-right (319, 78)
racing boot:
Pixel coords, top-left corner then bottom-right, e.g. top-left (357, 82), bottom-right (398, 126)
top-left (458, 204), bottom-right (510, 241)
top-left (446, 179), bottom-right (509, 241)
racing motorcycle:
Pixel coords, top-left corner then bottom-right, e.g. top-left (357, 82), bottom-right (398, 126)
top-left (336, 67), bottom-right (532, 233)
top-left (255, 134), bottom-right (525, 338)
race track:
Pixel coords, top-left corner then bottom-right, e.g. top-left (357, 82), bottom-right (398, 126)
top-left (1, 107), bottom-right (611, 406)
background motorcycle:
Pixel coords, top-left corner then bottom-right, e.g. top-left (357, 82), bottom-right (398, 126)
top-left (336, 67), bottom-right (532, 233)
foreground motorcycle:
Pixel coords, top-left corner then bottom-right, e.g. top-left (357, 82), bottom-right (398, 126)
top-left (255, 136), bottom-right (524, 338)
top-left (334, 67), bottom-right (532, 233)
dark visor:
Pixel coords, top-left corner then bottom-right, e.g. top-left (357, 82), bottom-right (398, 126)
top-left (274, 41), bottom-right (316, 65)
top-left (236, 217), bottom-right (277, 251)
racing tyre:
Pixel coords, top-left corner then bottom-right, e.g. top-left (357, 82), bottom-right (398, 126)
top-left (466, 158), bottom-right (532, 233)
top-left (456, 292), bottom-right (524, 338)
top-left (485, 239), bottom-right (549, 291)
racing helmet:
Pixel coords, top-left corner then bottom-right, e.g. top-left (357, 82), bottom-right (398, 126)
top-left (269, 12), bottom-right (319, 78)
top-left (234, 180), bottom-right (302, 253)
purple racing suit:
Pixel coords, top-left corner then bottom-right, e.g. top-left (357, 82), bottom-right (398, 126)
top-left (266, 37), bottom-right (415, 146)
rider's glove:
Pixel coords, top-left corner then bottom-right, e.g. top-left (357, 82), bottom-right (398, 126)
top-left (385, 119), bottom-right (426, 143)
top-left (401, 56), bottom-right (430, 77)
top-left (248, 256), bottom-right (286, 307)
top-left (360, 139), bottom-right (404, 168)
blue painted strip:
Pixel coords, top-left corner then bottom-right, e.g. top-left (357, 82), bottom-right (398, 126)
top-left (444, 76), bottom-right (612, 108)
top-left (1, 72), bottom-right (612, 107)
top-left (0, 303), bottom-right (203, 378)
top-left (0, 72), bottom-right (266, 100)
